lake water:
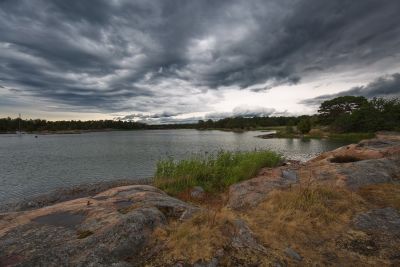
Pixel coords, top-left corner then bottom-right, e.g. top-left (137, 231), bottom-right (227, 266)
top-left (0, 129), bottom-right (349, 204)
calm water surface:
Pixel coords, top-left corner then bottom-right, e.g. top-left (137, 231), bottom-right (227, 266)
top-left (0, 130), bottom-right (349, 203)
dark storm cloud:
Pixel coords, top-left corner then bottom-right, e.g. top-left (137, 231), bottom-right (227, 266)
top-left (1, 0), bottom-right (400, 114)
top-left (302, 73), bottom-right (400, 106)
top-left (250, 76), bottom-right (301, 92)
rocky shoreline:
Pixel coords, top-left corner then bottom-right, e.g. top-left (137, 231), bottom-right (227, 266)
top-left (1, 133), bottom-right (399, 266)
top-left (0, 179), bottom-right (152, 213)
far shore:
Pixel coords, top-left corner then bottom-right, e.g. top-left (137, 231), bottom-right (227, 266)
top-left (0, 128), bottom-right (126, 135)
top-left (0, 128), bottom-right (376, 144)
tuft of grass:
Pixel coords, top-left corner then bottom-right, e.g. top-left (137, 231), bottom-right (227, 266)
top-left (151, 209), bottom-right (235, 264)
top-left (76, 230), bottom-right (94, 239)
top-left (264, 186), bottom-right (362, 222)
top-left (245, 185), bottom-right (366, 264)
top-left (154, 150), bottom-right (282, 195)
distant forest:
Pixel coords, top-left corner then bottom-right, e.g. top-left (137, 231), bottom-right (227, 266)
top-left (198, 96), bottom-right (400, 133)
top-left (1, 96), bottom-right (399, 133)
top-left (0, 118), bottom-right (195, 132)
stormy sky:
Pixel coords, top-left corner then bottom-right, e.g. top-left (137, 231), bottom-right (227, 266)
top-left (0, 0), bottom-right (399, 123)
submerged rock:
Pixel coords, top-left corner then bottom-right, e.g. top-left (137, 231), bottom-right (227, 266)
top-left (0, 185), bottom-right (199, 266)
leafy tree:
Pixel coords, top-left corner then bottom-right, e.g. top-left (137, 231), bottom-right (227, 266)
top-left (329, 97), bottom-right (400, 133)
top-left (297, 118), bottom-right (311, 134)
top-left (318, 96), bottom-right (368, 124)
top-left (330, 113), bottom-right (356, 133)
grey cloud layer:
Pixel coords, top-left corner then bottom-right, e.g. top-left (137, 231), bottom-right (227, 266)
top-left (302, 73), bottom-right (400, 106)
top-left (1, 0), bottom-right (400, 114)
top-left (119, 106), bottom-right (278, 124)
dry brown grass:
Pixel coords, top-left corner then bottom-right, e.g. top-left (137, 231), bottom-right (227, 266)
top-left (151, 208), bottom-right (236, 264)
top-left (151, 185), bottom-right (369, 265)
top-left (147, 182), bottom-right (399, 265)
top-left (358, 183), bottom-right (400, 210)
top-left (175, 189), bottom-right (228, 208)
top-left (244, 185), bottom-right (366, 264)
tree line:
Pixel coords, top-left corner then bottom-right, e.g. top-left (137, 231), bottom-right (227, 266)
top-left (1, 96), bottom-right (399, 133)
top-left (0, 117), bottom-right (202, 132)
top-left (197, 96), bottom-right (400, 134)
top-left (197, 116), bottom-right (302, 130)
top-left (318, 96), bottom-right (400, 133)
top-left (0, 118), bottom-right (148, 132)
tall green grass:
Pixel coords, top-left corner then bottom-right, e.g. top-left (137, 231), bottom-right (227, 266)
top-left (154, 150), bottom-right (282, 194)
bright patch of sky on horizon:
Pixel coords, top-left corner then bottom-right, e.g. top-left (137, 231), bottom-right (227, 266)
top-left (1, 0), bottom-right (400, 123)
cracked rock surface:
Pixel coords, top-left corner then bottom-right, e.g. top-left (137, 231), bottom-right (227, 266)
top-left (0, 185), bottom-right (199, 266)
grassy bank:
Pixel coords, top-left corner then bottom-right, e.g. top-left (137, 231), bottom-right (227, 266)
top-left (154, 150), bottom-right (282, 195)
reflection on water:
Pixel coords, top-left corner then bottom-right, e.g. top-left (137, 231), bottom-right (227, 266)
top-left (0, 130), bottom-right (349, 203)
